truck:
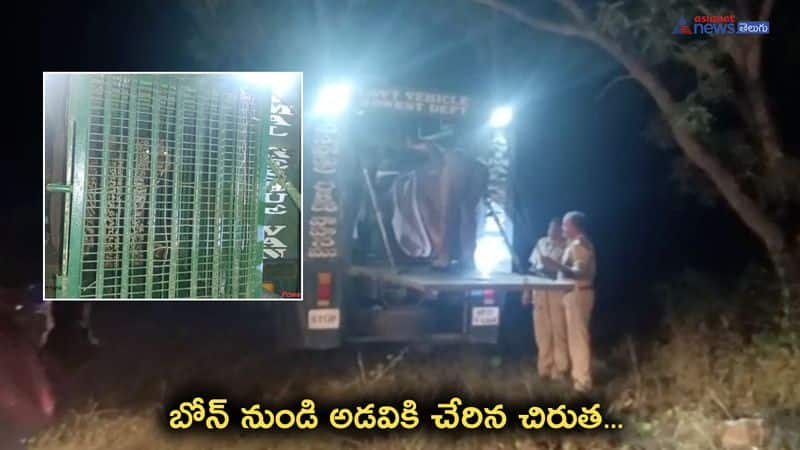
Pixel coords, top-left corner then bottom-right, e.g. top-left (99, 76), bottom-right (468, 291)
top-left (280, 82), bottom-right (571, 350)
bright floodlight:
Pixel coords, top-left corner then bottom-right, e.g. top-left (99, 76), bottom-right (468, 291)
top-left (474, 235), bottom-right (511, 277)
top-left (489, 106), bottom-right (513, 128)
top-left (314, 83), bottom-right (352, 116)
top-left (237, 73), bottom-right (295, 95)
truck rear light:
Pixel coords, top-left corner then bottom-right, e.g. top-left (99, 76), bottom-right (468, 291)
top-left (483, 289), bottom-right (495, 305)
top-left (317, 286), bottom-right (332, 302)
top-left (317, 272), bottom-right (332, 307)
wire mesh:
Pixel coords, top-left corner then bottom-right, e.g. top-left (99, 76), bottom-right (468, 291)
top-left (74, 75), bottom-right (265, 299)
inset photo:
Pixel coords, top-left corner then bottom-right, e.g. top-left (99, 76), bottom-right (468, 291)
top-left (43, 73), bottom-right (302, 300)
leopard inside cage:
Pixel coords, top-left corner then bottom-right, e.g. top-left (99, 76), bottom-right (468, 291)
top-left (82, 136), bottom-right (173, 295)
top-left (75, 77), bottom-right (258, 298)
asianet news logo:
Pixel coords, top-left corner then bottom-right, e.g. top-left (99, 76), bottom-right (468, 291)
top-left (672, 15), bottom-right (770, 35)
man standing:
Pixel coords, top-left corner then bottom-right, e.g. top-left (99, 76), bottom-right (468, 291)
top-left (524, 218), bottom-right (568, 381)
top-left (541, 211), bottom-right (596, 392)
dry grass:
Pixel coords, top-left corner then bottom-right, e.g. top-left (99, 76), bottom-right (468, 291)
top-left (26, 351), bottom-right (625, 450)
top-left (18, 273), bottom-right (800, 450)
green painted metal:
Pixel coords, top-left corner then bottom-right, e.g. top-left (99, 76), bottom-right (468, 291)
top-left (190, 94), bottom-right (206, 297)
top-left (168, 86), bottom-right (185, 298)
top-left (264, 156), bottom-right (301, 209)
top-left (58, 74), bottom-right (271, 299)
top-left (250, 93), bottom-right (266, 298)
top-left (253, 91), bottom-right (270, 296)
top-left (144, 80), bottom-right (161, 298)
top-left (120, 79), bottom-right (139, 298)
top-left (211, 97), bottom-right (225, 297)
top-left (46, 183), bottom-right (72, 193)
top-left (94, 77), bottom-right (113, 297)
top-left (65, 77), bottom-right (90, 298)
top-left (231, 93), bottom-right (242, 297)
top-left (57, 115), bottom-right (76, 299)
top-left (262, 85), bottom-right (302, 297)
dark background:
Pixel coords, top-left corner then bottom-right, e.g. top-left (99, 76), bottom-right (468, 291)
top-left (31, 0), bottom-right (798, 342)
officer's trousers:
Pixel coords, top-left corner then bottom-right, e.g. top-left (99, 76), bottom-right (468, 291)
top-left (532, 289), bottom-right (568, 379)
top-left (563, 287), bottom-right (595, 391)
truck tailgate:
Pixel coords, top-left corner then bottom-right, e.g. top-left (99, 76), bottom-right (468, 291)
top-left (348, 265), bottom-right (573, 292)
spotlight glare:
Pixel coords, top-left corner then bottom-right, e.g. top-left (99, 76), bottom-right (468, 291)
top-left (489, 106), bottom-right (513, 128)
top-left (314, 83), bottom-right (352, 116)
top-left (237, 72), bottom-right (295, 95)
top-left (474, 235), bottom-right (511, 276)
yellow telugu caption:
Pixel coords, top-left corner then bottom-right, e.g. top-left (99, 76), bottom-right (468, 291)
top-left (168, 397), bottom-right (623, 431)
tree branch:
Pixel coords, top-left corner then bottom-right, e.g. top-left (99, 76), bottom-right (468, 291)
top-left (675, 47), bottom-right (723, 79)
top-left (673, 44), bottom-right (760, 138)
top-left (589, 40), bottom-right (785, 250)
top-left (742, 0), bottom-right (774, 79)
top-left (556, 0), bottom-right (589, 24)
top-left (759, 0), bottom-right (776, 21)
top-left (743, 0), bottom-right (773, 80)
top-left (471, 0), bottom-right (588, 38)
top-left (472, 0), bottom-right (788, 252)
top-left (705, 1), bottom-right (783, 167)
top-left (747, 79), bottom-right (785, 167)
top-left (595, 74), bottom-right (634, 102)
top-left (736, 0), bottom-right (751, 17)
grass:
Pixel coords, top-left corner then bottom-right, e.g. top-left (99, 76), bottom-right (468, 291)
top-left (18, 271), bottom-right (800, 449)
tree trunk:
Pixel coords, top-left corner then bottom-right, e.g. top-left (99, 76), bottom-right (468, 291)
top-left (586, 36), bottom-right (789, 249)
top-left (769, 246), bottom-right (800, 326)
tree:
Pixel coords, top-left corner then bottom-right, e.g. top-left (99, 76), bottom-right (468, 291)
top-left (471, 0), bottom-right (800, 310)
top-left (179, 0), bottom-right (799, 310)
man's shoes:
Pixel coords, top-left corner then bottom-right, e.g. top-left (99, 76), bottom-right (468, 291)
top-left (550, 372), bottom-right (569, 383)
top-left (573, 381), bottom-right (592, 394)
top-left (430, 261), bottom-right (461, 273)
top-left (539, 372), bottom-right (570, 390)
top-left (537, 372), bottom-right (550, 382)
top-left (430, 260), bottom-right (450, 271)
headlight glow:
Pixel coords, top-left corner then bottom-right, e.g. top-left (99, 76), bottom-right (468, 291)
top-left (474, 235), bottom-right (511, 276)
top-left (314, 83), bottom-right (352, 116)
top-left (489, 106), bottom-right (513, 128)
top-left (237, 72), bottom-right (296, 96)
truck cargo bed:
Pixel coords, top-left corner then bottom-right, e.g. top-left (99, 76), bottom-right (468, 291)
top-left (348, 265), bottom-right (573, 292)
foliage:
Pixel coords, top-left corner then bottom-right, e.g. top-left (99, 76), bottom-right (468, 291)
top-left (611, 270), bottom-right (800, 448)
top-left (584, 0), bottom-right (799, 220)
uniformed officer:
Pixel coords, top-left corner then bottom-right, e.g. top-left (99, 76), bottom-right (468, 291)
top-left (524, 218), bottom-right (568, 381)
top-left (541, 211), bottom-right (596, 392)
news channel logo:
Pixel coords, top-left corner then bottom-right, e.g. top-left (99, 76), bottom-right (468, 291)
top-left (672, 15), bottom-right (770, 35)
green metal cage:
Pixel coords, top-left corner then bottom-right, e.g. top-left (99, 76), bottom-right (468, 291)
top-left (55, 74), bottom-right (271, 299)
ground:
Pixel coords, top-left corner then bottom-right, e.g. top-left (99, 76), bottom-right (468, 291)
top-left (6, 277), bottom-right (800, 449)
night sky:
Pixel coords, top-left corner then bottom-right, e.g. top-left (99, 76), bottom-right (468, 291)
top-left (33, 0), bottom-right (797, 338)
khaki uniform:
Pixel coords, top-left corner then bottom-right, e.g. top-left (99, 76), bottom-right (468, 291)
top-left (528, 237), bottom-right (567, 379)
top-left (559, 234), bottom-right (596, 391)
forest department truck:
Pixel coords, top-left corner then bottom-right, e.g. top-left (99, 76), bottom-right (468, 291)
top-left (279, 82), bottom-right (571, 349)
